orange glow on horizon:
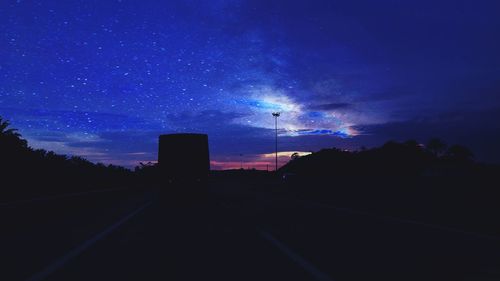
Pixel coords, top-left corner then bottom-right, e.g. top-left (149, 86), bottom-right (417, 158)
top-left (210, 150), bottom-right (312, 170)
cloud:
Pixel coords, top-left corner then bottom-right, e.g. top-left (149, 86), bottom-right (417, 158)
top-left (296, 129), bottom-right (352, 138)
top-left (230, 85), bottom-right (360, 138)
top-left (307, 103), bottom-right (353, 111)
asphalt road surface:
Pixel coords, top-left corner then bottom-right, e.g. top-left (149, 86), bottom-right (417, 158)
top-left (1, 186), bottom-right (500, 281)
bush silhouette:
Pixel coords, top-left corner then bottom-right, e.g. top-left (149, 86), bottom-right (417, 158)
top-left (444, 144), bottom-right (474, 163)
top-left (426, 138), bottom-right (447, 157)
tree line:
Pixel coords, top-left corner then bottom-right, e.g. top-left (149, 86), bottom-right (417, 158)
top-left (0, 117), bottom-right (134, 200)
top-left (280, 138), bottom-right (500, 235)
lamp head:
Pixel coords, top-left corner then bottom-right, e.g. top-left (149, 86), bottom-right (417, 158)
top-left (272, 112), bottom-right (281, 117)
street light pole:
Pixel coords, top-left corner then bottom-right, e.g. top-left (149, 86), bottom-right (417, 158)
top-left (272, 112), bottom-right (281, 172)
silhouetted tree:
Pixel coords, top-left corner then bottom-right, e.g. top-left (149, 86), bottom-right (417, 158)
top-left (427, 138), bottom-right (447, 157)
top-left (0, 117), bottom-right (27, 148)
top-left (404, 139), bottom-right (420, 148)
top-left (445, 145), bottom-right (474, 163)
top-left (0, 117), bottom-right (21, 137)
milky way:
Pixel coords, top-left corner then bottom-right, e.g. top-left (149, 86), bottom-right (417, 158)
top-left (2, 0), bottom-right (500, 168)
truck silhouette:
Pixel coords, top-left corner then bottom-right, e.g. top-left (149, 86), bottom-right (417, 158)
top-left (158, 133), bottom-right (210, 183)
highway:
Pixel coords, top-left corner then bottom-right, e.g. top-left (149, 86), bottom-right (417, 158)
top-left (1, 185), bottom-right (500, 281)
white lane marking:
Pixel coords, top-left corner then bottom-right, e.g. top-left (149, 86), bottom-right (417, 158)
top-left (0, 187), bottom-right (127, 207)
top-left (258, 229), bottom-right (335, 281)
top-left (25, 201), bottom-right (152, 281)
top-left (298, 199), bottom-right (500, 241)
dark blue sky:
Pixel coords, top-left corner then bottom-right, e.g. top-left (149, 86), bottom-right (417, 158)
top-left (1, 0), bottom-right (500, 168)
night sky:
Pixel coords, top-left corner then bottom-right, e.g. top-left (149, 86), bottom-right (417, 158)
top-left (2, 0), bottom-right (500, 169)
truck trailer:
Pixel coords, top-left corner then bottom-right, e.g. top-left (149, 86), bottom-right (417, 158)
top-left (158, 133), bottom-right (210, 182)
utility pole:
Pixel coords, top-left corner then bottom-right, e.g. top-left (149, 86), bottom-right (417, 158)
top-left (272, 112), bottom-right (281, 172)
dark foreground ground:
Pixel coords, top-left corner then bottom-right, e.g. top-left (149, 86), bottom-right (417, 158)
top-left (1, 182), bottom-right (500, 281)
